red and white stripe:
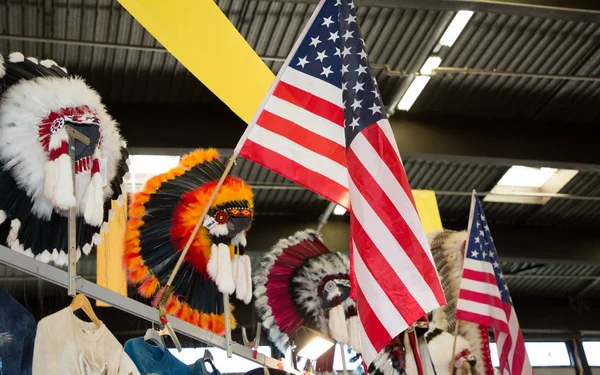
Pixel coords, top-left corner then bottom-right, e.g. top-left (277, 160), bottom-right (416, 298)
top-left (236, 68), bottom-right (350, 208)
top-left (347, 119), bottom-right (445, 364)
top-left (457, 258), bottom-right (532, 375)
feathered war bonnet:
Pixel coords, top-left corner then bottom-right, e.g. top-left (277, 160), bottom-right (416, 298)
top-left (124, 149), bottom-right (254, 335)
top-left (0, 52), bottom-right (129, 264)
top-left (254, 230), bottom-right (362, 374)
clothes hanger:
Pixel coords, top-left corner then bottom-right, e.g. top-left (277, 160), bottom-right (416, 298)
top-left (69, 294), bottom-right (101, 328)
top-left (203, 348), bottom-right (217, 372)
top-left (203, 348), bottom-right (215, 362)
top-left (144, 325), bottom-right (166, 351)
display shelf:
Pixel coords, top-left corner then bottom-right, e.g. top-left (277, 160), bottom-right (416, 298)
top-left (0, 245), bottom-right (301, 375)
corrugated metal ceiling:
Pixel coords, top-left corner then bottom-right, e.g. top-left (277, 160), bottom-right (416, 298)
top-left (1, 0), bottom-right (600, 303)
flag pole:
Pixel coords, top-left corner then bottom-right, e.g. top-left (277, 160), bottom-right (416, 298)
top-left (449, 189), bottom-right (477, 374)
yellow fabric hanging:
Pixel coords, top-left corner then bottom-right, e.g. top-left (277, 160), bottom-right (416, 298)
top-left (117, 0), bottom-right (275, 124)
top-left (96, 196), bottom-right (128, 307)
top-left (413, 190), bottom-right (444, 232)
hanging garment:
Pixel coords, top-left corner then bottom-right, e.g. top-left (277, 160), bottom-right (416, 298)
top-left (124, 337), bottom-right (190, 375)
top-left (32, 307), bottom-right (140, 375)
top-left (0, 288), bottom-right (36, 375)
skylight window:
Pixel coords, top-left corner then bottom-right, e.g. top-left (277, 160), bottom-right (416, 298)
top-left (485, 166), bottom-right (578, 205)
top-left (496, 166), bottom-right (557, 188)
top-left (128, 154), bottom-right (181, 192)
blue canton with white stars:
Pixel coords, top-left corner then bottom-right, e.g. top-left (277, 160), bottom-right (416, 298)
top-left (466, 196), bottom-right (512, 305)
top-left (289, 0), bottom-right (385, 146)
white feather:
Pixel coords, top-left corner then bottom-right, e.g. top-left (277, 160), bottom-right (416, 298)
top-left (82, 243), bottom-right (92, 255)
top-left (328, 304), bottom-right (348, 343)
top-left (8, 52), bottom-right (24, 63)
top-left (36, 250), bottom-right (52, 263)
top-left (53, 153), bottom-right (77, 209)
top-left (347, 315), bottom-right (362, 353)
top-left (216, 243), bottom-right (234, 294)
top-left (40, 59), bottom-right (58, 68)
top-left (209, 224), bottom-right (229, 236)
top-left (92, 233), bottom-right (103, 246)
top-left (26, 57), bottom-right (38, 64)
top-left (0, 210), bottom-right (6, 225)
top-left (207, 243), bottom-right (219, 282)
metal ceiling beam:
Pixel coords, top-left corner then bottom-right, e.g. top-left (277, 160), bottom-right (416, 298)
top-left (111, 104), bottom-right (600, 169)
top-left (389, 113), bottom-right (600, 169)
top-left (263, 0), bottom-right (600, 22)
top-left (246, 216), bottom-right (600, 265)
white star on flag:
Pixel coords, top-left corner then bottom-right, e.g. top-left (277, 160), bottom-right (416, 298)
top-left (297, 56), bottom-right (309, 68)
top-left (471, 250), bottom-right (479, 258)
top-left (322, 16), bottom-right (334, 27)
top-left (342, 29), bottom-right (354, 40)
top-left (350, 99), bottom-right (362, 110)
top-left (345, 14), bottom-right (357, 24)
top-left (320, 66), bottom-right (333, 77)
top-left (309, 36), bottom-right (321, 47)
top-left (316, 50), bottom-right (328, 62)
top-left (368, 103), bottom-right (381, 114)
top-left (329, 31), bottom-right (340, 42)
top-left (355, 65), bottom-right (367, 75)
top-left (352, 81), bottom-right (364, 93)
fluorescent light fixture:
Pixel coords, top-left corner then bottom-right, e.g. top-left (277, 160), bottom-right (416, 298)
top-left (129, 154), bottom-right (181, 175)
top-left (440, 10), bottom-right (474, 47)
top-left (295, 326), bottom-right (335, 360)
top-left (420, 56), bottom-right (442, 75)
top-left (496, 166), bottom-right (557, 188)
top-left (128, 154), bottom-right (181, 192)
top-left (397, 76), bottom-right (430, 111)
top-left (297, 336), bottom-right (335, 360)
top-left (485, 166), bottom-right (578, 205)
top-left (397, 56), bottom-right (442, 111)
top-left (333, 205), bottom-right (347, 215)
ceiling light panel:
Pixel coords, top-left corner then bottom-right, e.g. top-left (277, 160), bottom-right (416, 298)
top-left (440, 10), bottom-right (474, 47)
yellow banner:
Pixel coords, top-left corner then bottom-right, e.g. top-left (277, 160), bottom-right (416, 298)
top-left (118, 0), bottom-right (275, 124)
top-left (413, 190), bottom-right (443, 233)
top-left (96, 197), bottom-right (128, 307)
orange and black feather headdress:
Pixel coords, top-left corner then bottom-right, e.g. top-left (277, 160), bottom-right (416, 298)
top-left (125, 149), bottom-right (254, 335)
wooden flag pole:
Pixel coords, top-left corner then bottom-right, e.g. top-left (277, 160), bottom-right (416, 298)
top-left (158, 152), bottom-right (239, 309)
top-left (449, 320), bottom-right (461, 375)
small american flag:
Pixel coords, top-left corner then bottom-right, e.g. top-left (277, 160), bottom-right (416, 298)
top-left (456, 193), bottom-right (533, 375)
top-left (235, 0), bottom-right (445, 364)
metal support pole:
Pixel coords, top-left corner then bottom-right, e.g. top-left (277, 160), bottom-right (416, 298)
top-left (255, 322), bottom-right (262, 348)
top-left (316, 202), bottom-right (337, 234)
top-left (64, 125), bottom-right (90, 297)
top-left (224, 293), bottom-right (233, 358)
top-left (67, 134), bottom-right (77, 296)
top-left (339, 344), bottom-right (348, 375)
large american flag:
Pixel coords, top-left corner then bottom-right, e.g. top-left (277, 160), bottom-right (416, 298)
top-left (235, 0), bottom-right (445, 364)
top-left (456, 194), bottom-right (533, 375)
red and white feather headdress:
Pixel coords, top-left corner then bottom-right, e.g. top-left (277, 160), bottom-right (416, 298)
top-left (0, 52), bottom-right (129, 264)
